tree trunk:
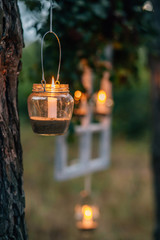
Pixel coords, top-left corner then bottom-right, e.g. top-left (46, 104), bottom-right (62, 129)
top-left (0, 0), bottom-right (27, 239)
top-left (151, 56), bottom-right (160, 240)
top-left (151, 1), bottom-right (160, 239)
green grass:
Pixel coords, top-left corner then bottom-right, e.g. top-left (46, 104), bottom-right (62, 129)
top-left (21, 120), bottom-right (154, 240)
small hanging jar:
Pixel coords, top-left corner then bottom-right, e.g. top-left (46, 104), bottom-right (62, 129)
top-left (74, 90), bottom-right (88, 117)
top-left (27, 1), bottom-right (74, 135)
top-left (28, 80), bottom-right (74, 136)
top-left (74, 191), bottom-right (99, 231)
top-left (94, 90), bottom-right (113, 116)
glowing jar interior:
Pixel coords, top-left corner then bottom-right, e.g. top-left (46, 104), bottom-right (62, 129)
top-left (96, 90), bottom-right (107, 115)
top-left (27, 78), bottom-right (74, 136)
top-left (95, 89), bottom-right (114, 116)
top-left (74, 91), bottom-right (88, 117)
top-left (75, 204), bottom-right (99, 230)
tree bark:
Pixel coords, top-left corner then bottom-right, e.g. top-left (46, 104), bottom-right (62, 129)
top-left (0, 0), bottom-right (27, 239)
top-left (151, 56), bottom-right (160, 240)
top-left (151, 1), bottom-right (160, 239)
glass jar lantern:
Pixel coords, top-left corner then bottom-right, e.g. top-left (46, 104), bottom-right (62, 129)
top-left (27, 8), bottom-right (74, 136)
top-left (28, 83), bottom-right (74, 136)
top-left (74, 191), bottom-right (99, 231)
top-left (74, 91), bottom-right (88, 117)
top-left (94, 90), bottom-right (113, 116)
top-left (75, 204), bottom-right (99, 230)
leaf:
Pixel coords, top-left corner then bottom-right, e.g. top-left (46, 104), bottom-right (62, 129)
top-left (90, 4), bottom-right (108, 19)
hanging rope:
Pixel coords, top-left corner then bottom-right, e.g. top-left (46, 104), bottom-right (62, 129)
top-left (50, 0), bottom-right (53, 32)
top-left (84, 174), bottom-right (92, 195)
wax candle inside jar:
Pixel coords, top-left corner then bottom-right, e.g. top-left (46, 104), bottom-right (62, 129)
top-left (82, 205), bottom-right (93, 226)
top-left (79, 94), bottom-right (87, 114)
top-left (74, 93), bottom-right (88, 116)
top-left (48, 76), bottom-right (57, 118)
top-left (80, 205), bottom-right (97, 230)
top-left (96, 90), bottom-right (107, 114)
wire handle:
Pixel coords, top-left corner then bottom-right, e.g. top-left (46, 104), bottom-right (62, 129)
top-left (41, 31), bottom-right (61, 88)
top-left (41, 0), bottom-right (61, 90)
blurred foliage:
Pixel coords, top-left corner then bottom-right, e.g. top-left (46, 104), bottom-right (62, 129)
top-left (112, 47), bottom-right (150, 138)
top-left (19, 41), bottom-right (41, 119)
top-left (18, 0), bottom-right (153, 138)
top-left (19, 0), bottom-right (154, 85)
top-left (113, 83), bottom-right (150, 138)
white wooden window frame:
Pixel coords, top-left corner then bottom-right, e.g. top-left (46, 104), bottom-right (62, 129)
top-left (54, 117), bottom-right (111, 181)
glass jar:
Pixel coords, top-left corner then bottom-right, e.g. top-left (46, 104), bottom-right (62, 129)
top-left (74, 92), bottom-right (88, 117)
top-left (27, 83), bottom-right (74, 136)
top-left (94, 90), bottom-right (113, 116)
top-left (74, 191), bottom-right (99, 230)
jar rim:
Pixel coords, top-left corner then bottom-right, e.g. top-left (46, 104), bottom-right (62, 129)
top-left (32, 83), bottom-right (69, 93)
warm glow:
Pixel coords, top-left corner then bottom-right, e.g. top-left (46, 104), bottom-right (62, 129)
top-left (97, 90), bottom-right (107, 104)
top-left (51, 76), bottom-right (55, 86)
top-left (82, 205), bottom-right (93, 221)
top-left (74, 90), bottom-right (82, 101)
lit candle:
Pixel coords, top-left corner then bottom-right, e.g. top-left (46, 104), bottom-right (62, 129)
top-left (75, 204), bottom-right (99, 230)
top-left (74, 90), bottom-right (82, 102)
top-left (96, 90), bottom-right (107, 114)
top-left (48, 76), bottom-right (57, 118)
top-left (74, 91), bottom-right (88, 116)
top-left (82, 205), bottom-right (94, 228)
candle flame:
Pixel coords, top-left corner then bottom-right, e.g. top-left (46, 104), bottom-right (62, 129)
top-left (51, 76), bottom-right (55, 87)
top-left (97, 90), bottom-right (107, 104)
top-left (82, 205), bottom-right (93, 221)
top-left (74, 90), bottom-right (82, 101)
